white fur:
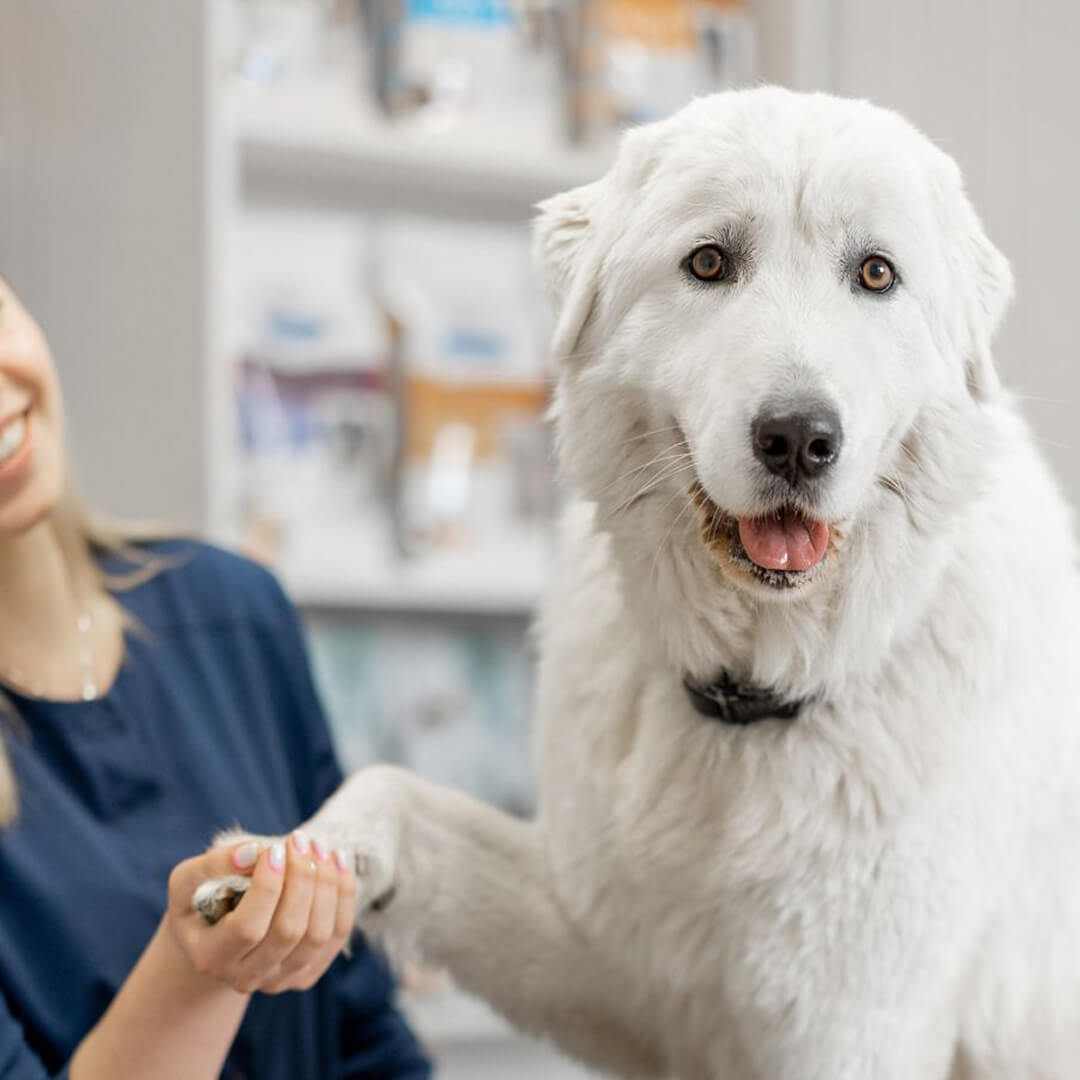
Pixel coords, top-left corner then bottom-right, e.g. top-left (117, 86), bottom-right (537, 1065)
top-left (201, 89), bottom-right (1080, 1078)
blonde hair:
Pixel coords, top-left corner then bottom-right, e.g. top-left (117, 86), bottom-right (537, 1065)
top-left (0, 480), bottom-right (171, 826)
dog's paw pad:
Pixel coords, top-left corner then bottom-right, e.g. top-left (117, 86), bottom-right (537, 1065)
top-left (193, 875), bottom-right (251, 924)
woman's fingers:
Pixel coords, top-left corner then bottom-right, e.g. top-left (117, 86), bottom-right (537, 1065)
top-left (264, 838), bottom-right (338, 983)
top-left (166, 831), bottom-right (358, 995)
top-left (304, 841), bottom-right (340, 947)
top-left (177, 841), bottom-right (286, 977)
top-left (262, 845), bottom-right (358, 992)
top-left (332, 848), bottom-right (359, 940)
top-left (217, 840), bottom-right (288, 953)
top-left (229, 831), bottom-right (317, 983)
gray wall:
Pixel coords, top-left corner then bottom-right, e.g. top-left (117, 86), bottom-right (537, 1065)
top-left (830, 0), bottom-right (1080, 509)
top-left (0, 1), bottom-right (214, 528)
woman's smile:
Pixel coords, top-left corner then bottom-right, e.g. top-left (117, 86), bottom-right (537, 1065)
top-left (0, 407), bottom-right (32, 479)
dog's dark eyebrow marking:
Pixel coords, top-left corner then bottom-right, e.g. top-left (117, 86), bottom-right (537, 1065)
top-left (840, 229), bottom-right (896, 265)
top-left (689, 217), bottom-right (757, 265)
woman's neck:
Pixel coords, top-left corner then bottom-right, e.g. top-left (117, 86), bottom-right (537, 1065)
top-left (0, 517), bottom-right (123, 700)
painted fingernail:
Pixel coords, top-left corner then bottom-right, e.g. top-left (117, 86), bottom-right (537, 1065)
top-left (313, 839), bottom-right (329, 862)
top-left (232, 841), bottom-right (260, 870)
top-left (291, 830), bottom-right (310, 855)
top-left (333, 848), bottom-right (350, 873)
top-left (269, 843), bottom-right (286, 872)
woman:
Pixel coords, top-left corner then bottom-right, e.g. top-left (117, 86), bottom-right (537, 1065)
top-left (0, 274), bottom-right (431, 1079)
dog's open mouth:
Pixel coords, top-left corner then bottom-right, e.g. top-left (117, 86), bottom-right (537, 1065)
top-left (736, 509), bottom-right (829, 571)
top-left (691, 482), bottom-right (833, 589)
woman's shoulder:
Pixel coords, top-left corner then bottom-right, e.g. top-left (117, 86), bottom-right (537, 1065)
top-left (108, 538), bottom-right (296, 633)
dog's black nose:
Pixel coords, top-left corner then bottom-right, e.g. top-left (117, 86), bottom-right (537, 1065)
top-left (752, 407), bottom-right (843, 482)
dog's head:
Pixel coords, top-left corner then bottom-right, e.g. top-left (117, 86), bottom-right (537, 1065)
top-left (536, 88), bottom-right (1011, 622)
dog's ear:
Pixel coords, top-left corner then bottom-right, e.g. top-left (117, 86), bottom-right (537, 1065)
top-left (534, 123), bottom-right (667, 364)
top-left (533, 179), bottom-right (606, 365)
top-left (962, 208), bottom-right (1013, 402)
top-left (935, 160), bottom-right (1014, 402)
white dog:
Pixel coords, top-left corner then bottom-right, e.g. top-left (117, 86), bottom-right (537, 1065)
top-left (199, 88), bottom-right (1080, 1079)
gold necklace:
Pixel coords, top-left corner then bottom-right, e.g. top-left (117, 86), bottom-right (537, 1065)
top-left (0, 608), bottom-right (99, 702)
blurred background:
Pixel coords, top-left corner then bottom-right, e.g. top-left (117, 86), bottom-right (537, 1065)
top-left (0, 0), bottom-right (1077, 1075)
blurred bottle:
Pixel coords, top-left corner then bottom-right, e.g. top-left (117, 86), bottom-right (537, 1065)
top-left (602, 0), bottom-right (755, 125)
top-left (359, 0), bottom-right (560, 136)
top-left (233, 0), bottom-right (355, 86)
top-left (540, 0), bottom-right (756, 143)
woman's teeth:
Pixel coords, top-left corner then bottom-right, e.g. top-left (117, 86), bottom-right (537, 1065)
top-left (0, 414), bottom-right (27, 464)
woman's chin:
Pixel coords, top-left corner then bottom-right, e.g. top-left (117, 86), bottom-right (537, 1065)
top-left (0, 473), bottom-right (64, 542)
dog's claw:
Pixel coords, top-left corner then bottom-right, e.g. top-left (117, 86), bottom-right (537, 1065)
top-left (193, 875), bottom-right (251, 925)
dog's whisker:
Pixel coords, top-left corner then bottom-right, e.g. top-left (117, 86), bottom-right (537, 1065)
top-left (653, 482), bottom-right (699, 525)
top-left (614, 423), bottom-right (685, 448)
top-left (604, 451), bottom-right (694, 502)
top-left (651, 492), bottom-right (700, 581)
top-left (611, 431), bottom-right (685, 455)
top-left (597, 449), bottom-right (693, 502)
top-left (611, 460), bottom-right (697, 516)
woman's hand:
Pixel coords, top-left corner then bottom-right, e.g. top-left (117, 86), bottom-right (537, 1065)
top-left (165, 832), bottom-right (357, 995)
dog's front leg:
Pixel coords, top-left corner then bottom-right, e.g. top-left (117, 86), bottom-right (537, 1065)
top-left (305, 766), bottom-right (665, 1079)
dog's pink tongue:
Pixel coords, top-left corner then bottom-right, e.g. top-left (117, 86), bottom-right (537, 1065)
top-left (738, 511), bottom-right (829, 572)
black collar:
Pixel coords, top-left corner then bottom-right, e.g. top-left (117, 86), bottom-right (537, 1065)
top-left (683, 670), bottom-right (809, 726)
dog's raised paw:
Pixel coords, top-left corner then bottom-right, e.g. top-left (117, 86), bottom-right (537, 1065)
top-left (193, 874), bottom-right (251, 924)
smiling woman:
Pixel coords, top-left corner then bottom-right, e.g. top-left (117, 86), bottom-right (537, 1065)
top-left (0, 278), bottom-right (171, 749)
top-left (0, 281), bottom-right (68, 542)
top-left (0, 413), bottom-right (29, 476)
top-left (0, 279), bottom-right (141, 771)
top-left (0, 276), bottom-right (429, 1080)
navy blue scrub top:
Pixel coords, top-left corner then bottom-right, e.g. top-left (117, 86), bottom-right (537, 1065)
top-left (0, 541), bottom-right (432, 1080)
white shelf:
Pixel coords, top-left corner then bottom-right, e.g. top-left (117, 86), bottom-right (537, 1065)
top-left (402, 985), bottom-right (517, 1046)
top-left (402, 986), bottom-right (599, 1079)
top-left (276, 519), bottom-right (550, 616)
top-left (229, 78), bottom-right (614, 222)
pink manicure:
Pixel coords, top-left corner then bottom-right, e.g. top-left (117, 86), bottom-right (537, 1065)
top-left (291, 830), bottom-right (310, 855)
top-left (313, 839), bottom-right (329, 861)
top-left (231, 841), bottom-right (260, 870)
top-left (333, 848), bottom-right (349, 873)
top-left (269, 843), bottom-right (285, 872)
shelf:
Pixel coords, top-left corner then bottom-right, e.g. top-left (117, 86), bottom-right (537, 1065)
top-left (276, 519), bottom-right (551, 616)
top-left (400, 985), bottom-right (600, 1076)
top-left (401, 985), bottom-right (518, 1047)
top-left (229, 78), bottom-right (614, 222)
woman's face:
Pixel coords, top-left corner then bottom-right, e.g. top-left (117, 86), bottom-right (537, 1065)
top-left (0, 278), bottom-right (65, 537)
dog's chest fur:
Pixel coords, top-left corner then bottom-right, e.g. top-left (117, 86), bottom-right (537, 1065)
top-left (533, 479), bottom-right (1080, 1075)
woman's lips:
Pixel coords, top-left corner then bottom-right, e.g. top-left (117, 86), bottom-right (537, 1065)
top-left (0, 409), bottom-right (33, 480)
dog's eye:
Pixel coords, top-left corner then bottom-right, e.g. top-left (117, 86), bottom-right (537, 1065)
top-left (858, 256), bottom-right (896, 293)
top-left (687, 245), bottom-right (729, 283)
